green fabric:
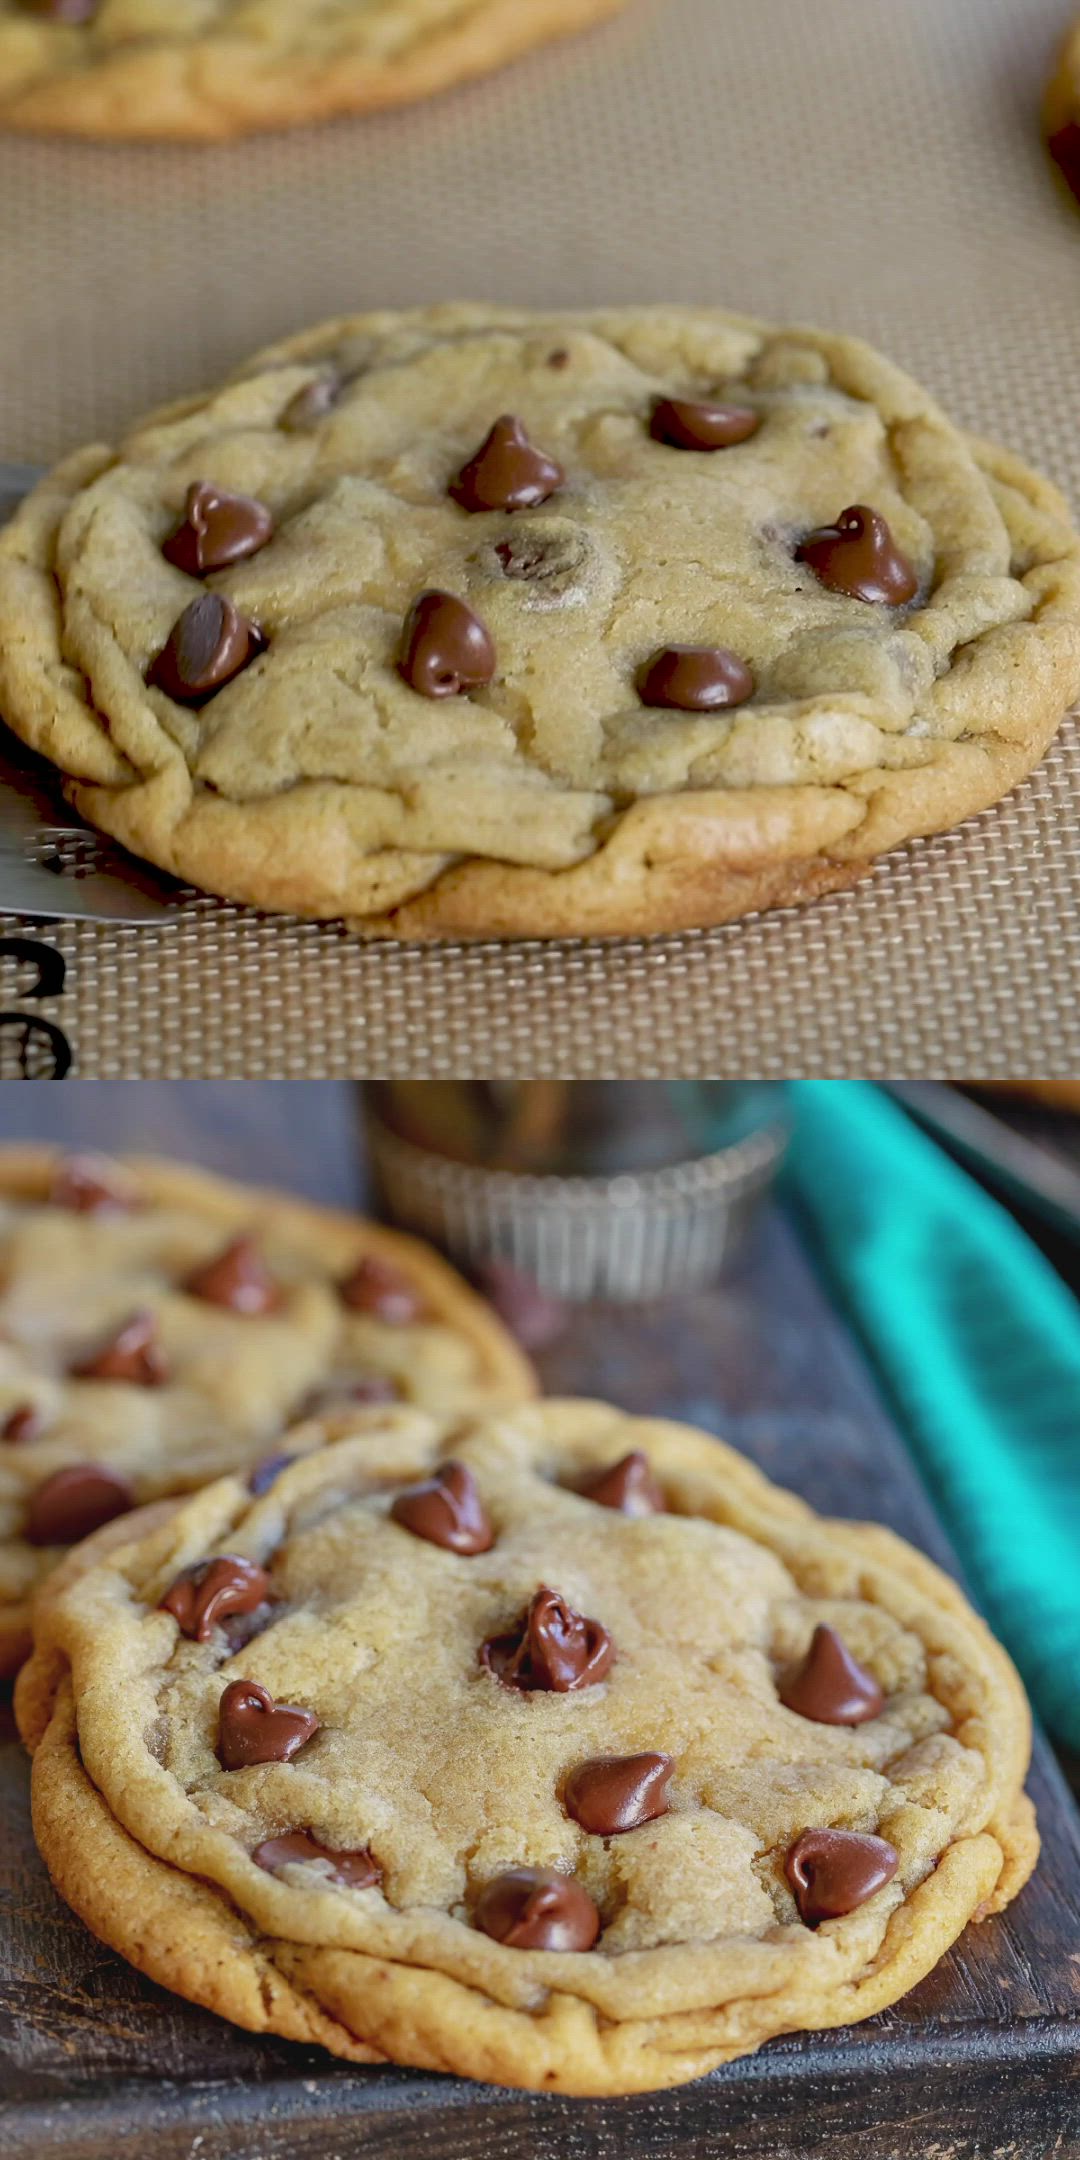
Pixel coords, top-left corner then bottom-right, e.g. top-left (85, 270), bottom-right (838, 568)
top-left (784, 1082), bottom-right (1080, 1749)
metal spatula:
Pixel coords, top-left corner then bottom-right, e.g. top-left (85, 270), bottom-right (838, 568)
top-left (0, 463), bottom-right (177, 924)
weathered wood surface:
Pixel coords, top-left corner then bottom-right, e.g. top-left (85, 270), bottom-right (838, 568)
top-left (1, 1085), bottom-right (1077, 2158)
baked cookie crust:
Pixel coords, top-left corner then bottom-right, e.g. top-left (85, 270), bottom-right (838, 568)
top-left (1, 306), bottom-right (1077, 942)
top-left (0, 1147), bottom-right (535, 1674)
top-left (0, 0), bottom-right (627, 141)
top-left (16, 1401), bottom-right (1037, 2097)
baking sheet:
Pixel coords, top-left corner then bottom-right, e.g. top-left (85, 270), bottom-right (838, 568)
top-left (1, 0), bottom-right (1078, 1077)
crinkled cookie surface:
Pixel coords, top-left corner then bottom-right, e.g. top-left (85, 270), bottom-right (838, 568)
top-left (1, 306), bottom-right (1078, 940)
top-left (0, 0), bottom-right (625, 138)
top-left (0, 1148), bottom-right (534, 1669)
top-left (17, 1401), bottom-right (1037, 2096)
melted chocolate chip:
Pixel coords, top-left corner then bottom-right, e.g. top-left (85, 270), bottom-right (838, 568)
top-left (398, 590), bottom-right (496, 699)
top-left (252, 1830), bottom-right (380, 1888)
top-left (50, 1153), bottom-right (135, 1215)
top-left (148, 593), bottom-right (264, 704)
top-left (547, 349), bottom-right (571, 370)
top-left (160, 1554), bottom-right (272, 1642)
top-left (796, 506), bottom-right (918, 605)
top-left (216, 1679), bottom-right (319, 1770)
top-left (2, 1403), bottom-right (43, 1444)
top-left (637, 645), bottom-right (754, 712)
top-left (281, 375), bottom-right (342, 431)
top-left (220, 1607), bottom-right (274, 1655)
top-left (563, 1752), bottom-right (674, 1836)
top-left (71, 1309), bottom-right (167, 1387)
top-left (785, 1827), bottom-right (899, 1924)
top-left (390, 1461), bottom-right (494, 1555)
top-left (450, 416), bottom-right (564, 515)
top-left (579, 1451), bottom-right (663, 1516)
top-left (481, 1586), bottom-right (614, 1693)
top-left (779, 1624), bottom-right (884, 1726)
top-left (25, 1463), bottom-right (134, 1546)
top-left (475, 1867), bottom-right (600, 1951)
top-left (650, 397), bottom-right (761, 451)
top-left (162, 483), bottom-right (274, 577)
top-left (248, 1451), bottom-right (296, 1496)
top-left (339, 1254), bottom-right (425, 1324)
top-left (471, 1259), bottom-right (566, 1351)
top-left (486, 521), bottom-right (592, 602)
top-left (184, 1237), bottom-right (280, 1316)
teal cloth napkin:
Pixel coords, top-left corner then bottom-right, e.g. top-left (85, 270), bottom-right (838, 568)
top-left (783, 1082), bottom-right (1080, 1750)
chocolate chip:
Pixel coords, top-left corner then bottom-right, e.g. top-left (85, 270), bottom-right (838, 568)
top-left (339, 1254), bottom-right (425, 1324)
top-left (25, 0), bottom-right (97, 17)
top-left (471, 1259), bottom-right (566, 1350)
top-left (563, 1752), bottom-right (674, 1836)
top-left (481, 1586), bottom-right (614, 1692)
top-left (637, 645), bottom-right (754, 712)
top-left (785, 1827), bottom-right (899, 1925)
top-left (160, 1554), bottom-right (272, 1642)
top-left (2, 1403), bottom-right (43, 1444)
top-left (216, 1678), bottom-right (319, 1770)
top-left (184, 1237), bottom-right (280, 1317)
top-left (25, 1462), bottom-right (134, 1546)
top-left (547, 349), bottom-right (571, 370)
top-left (390, 1461), bottom-right (494, 1555)
top-left (50, 1153), bottom-right (135, 1215)
top-left (148, 593), bottom-right (264, 704)
top-left (579, 1450), bottom-right (663, 1516)
top-left (650, 398), bottom-right (761, 451)
top-left (71, 1310), bottom-right (167, 1386)
top-left (796, 506), bottom-right (918, 605)
top-left (450, 416), bottom-right (564, 515)
top-left (301, 1374), bottom-right (401, 1418)
top-left (474, 1867), bottom-right (600, 1951)
top-left (162, 482), bottom-right (274, 577)
top-left (248, 1451), bottom-right (295, 1496)
top-left (398, 590), bottom-right (496, 699)
top-left (484, 521), bottom-right (593, 603)
top-left (281, 375), bottom-right (342, 431)
top-left (252, 1830), bottom-right (380, 1888)
top-left (1050, 121), bottom-right (1080, 203)
top-left (343, 1373), bottom-right (401, 1404)
top-left (779, 1624), bottom-right (884, 1726)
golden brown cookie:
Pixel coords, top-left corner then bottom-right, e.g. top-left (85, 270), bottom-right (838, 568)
top-left (0, 1147), bottom-right (535, 1674)
top-left (2, 306), bottom-right (1078, 941)
top-left (0, 0), bottom-right (627, 141)
top-left (16, 1400), bottom-right (1037, 2096)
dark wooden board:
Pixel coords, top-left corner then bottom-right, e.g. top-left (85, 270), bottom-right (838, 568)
top-left (1, 1085), bottom-right (1078, 2159)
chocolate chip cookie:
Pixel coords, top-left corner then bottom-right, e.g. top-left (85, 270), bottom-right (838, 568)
top-left (16, 1400), bottom-right (1037, 2095)
top-left (0, 0), bottom-right (626, 139)
top-left (2, 305), bottom-right (1077, 941)
top-left (1046, 21), bottom-right (1080, 202)
top-left (0, 1148), bottom-right (535, 1673)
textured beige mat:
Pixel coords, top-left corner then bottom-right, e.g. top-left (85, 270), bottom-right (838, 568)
top-left (0, 0), bottom-right (1078, 1078)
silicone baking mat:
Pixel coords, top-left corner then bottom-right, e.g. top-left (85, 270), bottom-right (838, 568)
top-left (1, 0), bottom-right (1078, 1078)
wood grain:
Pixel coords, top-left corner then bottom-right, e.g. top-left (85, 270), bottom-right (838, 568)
top-left (0, 1085), bottom-right (1077, 2158)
